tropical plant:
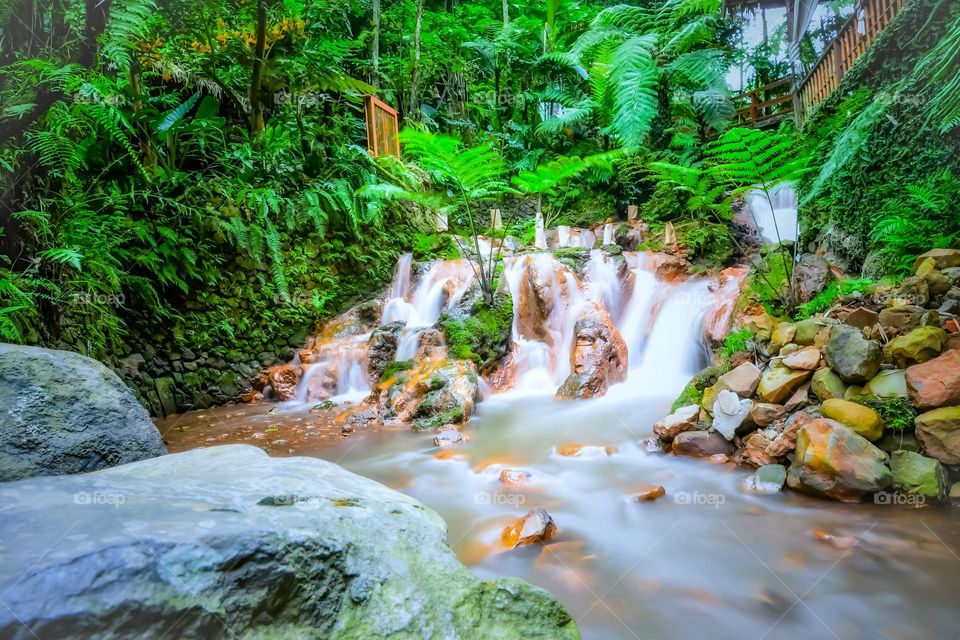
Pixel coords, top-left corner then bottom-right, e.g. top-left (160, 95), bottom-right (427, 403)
top-left (707, 126), bottom-right (810, 310)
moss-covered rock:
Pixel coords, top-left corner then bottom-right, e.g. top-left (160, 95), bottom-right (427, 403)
top-left (440, 294), bottom-right (513, 369)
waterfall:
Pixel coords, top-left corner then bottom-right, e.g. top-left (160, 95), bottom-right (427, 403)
top-left (292, 255), bottom-right (476, 404)
top-left (288, 244), bottom-right (743, 406)
top-left (745, 183), bottom-right (797, 244)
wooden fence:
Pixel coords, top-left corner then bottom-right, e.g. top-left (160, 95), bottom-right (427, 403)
top-left (797, 0), bottom-right (908, 122)
top-left (734, 76), bottom-right (796, 128)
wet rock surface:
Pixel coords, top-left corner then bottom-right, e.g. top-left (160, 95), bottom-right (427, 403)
top-left (0, 446), bottom-right (578, 639)
top-left (0, 344), bottom-right (166, 482)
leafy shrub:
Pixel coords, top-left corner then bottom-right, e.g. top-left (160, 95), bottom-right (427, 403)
top-left (795, 278), bottom-right (876, 319)
top-left (719, 329), bottom-right (753, 359)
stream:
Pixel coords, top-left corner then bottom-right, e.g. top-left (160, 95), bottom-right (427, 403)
top-left (160, 248), bottom-right (960, 640)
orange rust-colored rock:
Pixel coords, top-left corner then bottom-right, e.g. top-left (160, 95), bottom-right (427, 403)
top-left (906, 349), bottom-right (960, 410)
top-left (628, 485), bottom-right (666, 502)
top-left (555, 443), bottom-right (616, 457)
top-left (268, 363), bottom-right (301, 401)
top-left (555, 302), bottom-right (628, 400)
top-left (499, 469), bottom-right (533, 485)
top-left (500, 508), bottom-right (557, 549)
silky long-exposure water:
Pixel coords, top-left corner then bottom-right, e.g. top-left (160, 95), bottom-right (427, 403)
top-left (160, 249), bottom-right (960, 640)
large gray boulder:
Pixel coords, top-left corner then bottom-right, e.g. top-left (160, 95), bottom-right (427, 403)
top-left (0, 344), bottom-right (166, 482)
top-left (0, 445), bottom-right (578, 639)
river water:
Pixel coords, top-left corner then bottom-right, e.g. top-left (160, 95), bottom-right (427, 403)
top-left (159, 249), bottom-right (960, 639)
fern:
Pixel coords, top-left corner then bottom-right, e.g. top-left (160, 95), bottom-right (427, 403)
top-left (608, 35), bottom-right (659, 149)
top-left (917, 13), bottom-right (960, 133)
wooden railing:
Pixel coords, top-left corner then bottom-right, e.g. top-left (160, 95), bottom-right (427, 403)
top-left (796, 0), bottom-right (908, 123)
top-left (733, 76), bottom-right (796, 128)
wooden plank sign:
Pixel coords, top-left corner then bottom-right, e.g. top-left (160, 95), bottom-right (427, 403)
top-left (364, 95), bottom-right (400, 158)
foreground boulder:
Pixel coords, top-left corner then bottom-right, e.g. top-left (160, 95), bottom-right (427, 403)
top-left (824, 325), bottom-right (882, 383)
top-left (0, 446), bottom-right (578, 639)
top-left (786, 419), bottom-right (892, 502)
top-left (0, 344), bottom-right (166, 482)
top-left (821, 399), bottom-right (884, 442)
top-left (906, 349), bottom-right (960, 411)
top-left (890, 450), bottom-right (948, 500)
top-left (914, 406), bottom-right (960, 465)
top-left (378, 356), bottom-right (480, 429)
top-left (555, 303), bottom-right (627, 399)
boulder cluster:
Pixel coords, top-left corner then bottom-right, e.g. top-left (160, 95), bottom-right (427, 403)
top-left (653, 248), bottom-right (960, 503)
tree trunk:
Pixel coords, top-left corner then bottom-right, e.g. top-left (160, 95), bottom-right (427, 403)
top-left (502, 0), bottom-right (509, 27)
top-left (249, 0), bottom-right (268, 133)
top-left (408, 0), bottom-right (425, 119)
top-left (371, 0), bottom-right (381, 88)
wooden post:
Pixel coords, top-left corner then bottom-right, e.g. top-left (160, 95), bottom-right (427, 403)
top-left (627, 204), bottom-right (638, 221)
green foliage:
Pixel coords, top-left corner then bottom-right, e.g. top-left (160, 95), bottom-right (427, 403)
top-left (916, 10), bottom-right (960, 132)
top-left (719, 328), bottom-right (753, 359)
top-left (411, 233), bottom-right (459, 261)
top-left (865, 397), bottom-right (918, 431)
top-left (795, 278), bottom-right (876, 319)
top-left (440, 295), bottom-right (514, 367)
top-left (868, 172), bottom-right (960, 275)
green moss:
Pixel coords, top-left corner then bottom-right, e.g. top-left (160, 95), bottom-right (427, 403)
top-left (412, 406), bottom-right (465, 431)
top-left (440, 295), bottom-right (513, 368)
top-left (671, 382), bottom-right (703, 412)
top-left (380, 360), bottom-right (414, 383)
top-left (865, 397), bottom-right (918, 431)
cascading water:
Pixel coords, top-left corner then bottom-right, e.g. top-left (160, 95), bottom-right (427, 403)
top-left (746, 182), bottom-right (798, 244)
top-left (499, 249), bottom-right (740, 398)
top-left (292, 254), bottom-right (476, 404)
top-left (163, 238), bottom-right (960, 640)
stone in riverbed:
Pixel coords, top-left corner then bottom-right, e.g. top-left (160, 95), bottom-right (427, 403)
top-left (714, 362), bottom-right (762, 398)
top-left (741, 464), bottom-right (787, 494)
top-left (628, 485), bottom-right (666, 502)
top-left (433, 426), bottom-right (464, 447)
top-left (824, 325), bottom-right (882, 383)
top-left (890, 450), bottom-right (948, 500)
top-left (379, 357), bottom-right (480, 429)
top-left (653, 405), bottom-right (700, 441)
top-left (821, 398), bottom-right (885, 442)
top-left (555, 302), bottom-right (628, 400)
top-left (757, 363), bottom-right (812, 404)
top-left (672, 430), bottom-right (735, 457)
top-left (500, 469), bottom-right (533, 485)
top-left (786, 419), bottom-right (892, 502)
top-left (0, 445), bottom-right (578, 639)
top-left (501, 508), bottom-right (558, 548)
top-left (862, 369), bottom-right (909, 399)
top-left (914, 406), bottom-right (960, 465)
top-left (884, 326), bottom-right (948, 369)
top-left (841, 308), bottom-right (879, 330)
top-left (878, 305), bottom-right (926, 337)
top-left (793, 254), bottom-right (831, 303)
top-left (0, 344), bottom-right (166, 482)
top-left (712, 391), bottom-right (752, 440)
top-left (914, 248), bottom-right (960, 271)
top-left (906, 349), bottom-right (960, 411)
top-left (811, 368), bottom-right (847, 401)
top-left (781, 346), bottom-right (821, 371)
top-left (268, 362), bottom-right (301, 400)
top-left (769, 323), bottom-right (797, 353)
top-left (366, 321), bottom-right (405, 385)
top-left (750, 403), bottom-right (786, 427)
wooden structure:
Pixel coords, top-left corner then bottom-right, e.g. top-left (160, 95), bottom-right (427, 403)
top-left (730, 0), bottom-right (908, 128)
top-left (364, 95), bottom-right (400, 158)
top-left (796, 0), bottom-right (908, 122)
top-left (734, 76), bottom-right (796, 128)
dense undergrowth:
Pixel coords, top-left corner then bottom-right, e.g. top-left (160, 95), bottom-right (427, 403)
top-left (0, 0), bottom-right (957, 412)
